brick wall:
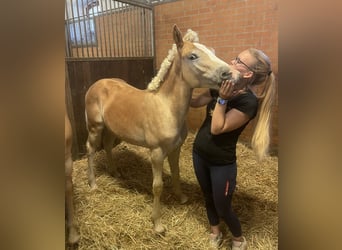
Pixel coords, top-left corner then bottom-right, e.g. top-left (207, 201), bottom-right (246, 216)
top-left (154, 0), bottom-right (278, 152)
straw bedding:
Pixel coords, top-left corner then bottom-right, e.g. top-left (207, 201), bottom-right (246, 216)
top-left (67, 132), bottom-right (278, 249)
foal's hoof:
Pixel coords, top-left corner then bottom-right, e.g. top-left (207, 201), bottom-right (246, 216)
top-left (89, 182), bottom-right (98, 191)
top-left (68, 227), bottom-right (80, 244)
top-left (179, 194), bottom-right (188, 204)
top-left (153, 224), bottom-right (166, 235)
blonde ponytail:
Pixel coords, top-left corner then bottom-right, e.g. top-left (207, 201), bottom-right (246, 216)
top-left (248, 48), bottom-right (276, 161)
top-left (251, 73), bottom-right (276, 161)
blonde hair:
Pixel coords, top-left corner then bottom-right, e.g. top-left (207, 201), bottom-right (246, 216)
top-left (248, 48), bottom-right (276, 161)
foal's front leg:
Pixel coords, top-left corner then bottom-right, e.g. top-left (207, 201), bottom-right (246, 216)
top-left (150, 147), bottom-right (166, 233)
top-left (65, 155), bottom-right (80, 244)
top-left (167, 146), bottom-right (188, 204)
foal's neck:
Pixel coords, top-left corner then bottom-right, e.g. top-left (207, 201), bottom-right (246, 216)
top-left (157, 65), bottom-right (192, 121)
top-left (159, 69), bottom-right (192, 103)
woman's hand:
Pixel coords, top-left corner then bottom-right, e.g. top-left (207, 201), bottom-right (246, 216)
top-left (212, 80), bottom-right (251, 134)
top-left (219, 80), bottom-right (245, 100)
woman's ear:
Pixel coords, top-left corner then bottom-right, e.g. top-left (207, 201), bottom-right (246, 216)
top-left (242, 71), bottom-right (254, 79)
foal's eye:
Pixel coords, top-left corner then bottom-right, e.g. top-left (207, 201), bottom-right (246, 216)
top-left (188, 53), bottom-right (198, 60)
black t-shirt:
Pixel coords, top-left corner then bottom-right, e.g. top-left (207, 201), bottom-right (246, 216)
top-left (193, 89), bottom-right (258, 165)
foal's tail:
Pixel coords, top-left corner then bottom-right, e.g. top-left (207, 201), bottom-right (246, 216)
top-left (84, 82), bottom-right (106, 151)
top-left (85, 109), bottom-right (89, 130)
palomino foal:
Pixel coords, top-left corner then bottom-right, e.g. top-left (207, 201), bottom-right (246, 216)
top-left (65, 110), bottom-right (80, 244)
top-left (85, 25), bottom-right (240, 233)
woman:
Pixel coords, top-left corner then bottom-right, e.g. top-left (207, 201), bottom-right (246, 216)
top-left (190, 48), bottom-right (275, 249)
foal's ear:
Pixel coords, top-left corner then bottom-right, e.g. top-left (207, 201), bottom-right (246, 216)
top-left (173, 24), bottom-right (184, 49)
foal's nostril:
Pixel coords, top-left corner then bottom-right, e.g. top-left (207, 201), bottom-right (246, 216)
top-left (221, 71), bottom-right (231, 80)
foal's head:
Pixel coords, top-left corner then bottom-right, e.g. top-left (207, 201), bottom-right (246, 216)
top-left (173, 25), bottom-right (240, 89)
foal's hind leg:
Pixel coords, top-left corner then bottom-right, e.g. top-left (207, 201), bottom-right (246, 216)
top-left (167, 146), bottom-right (188, 204)
top-left (86, 124), bottom-right (104, 189)
top-left (102, 128), bottom-right (121, 177)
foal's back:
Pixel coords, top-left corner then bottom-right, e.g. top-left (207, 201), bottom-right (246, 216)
top-left (85, 78), bottom-right (171, 147)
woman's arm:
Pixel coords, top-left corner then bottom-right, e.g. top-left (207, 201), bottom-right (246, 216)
top-left (190, 89), bottom-right (212, 108)
top-left (211, 107), bottom-right (250, 134)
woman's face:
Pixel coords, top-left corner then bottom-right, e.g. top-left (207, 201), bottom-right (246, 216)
top-left (231, 50), bottom-right (256, 74)
top-left (230, 50), bottom-right (256, 89)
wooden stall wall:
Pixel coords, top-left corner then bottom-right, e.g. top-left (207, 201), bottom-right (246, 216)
top-left (154, 0), bottom-right (278, 154)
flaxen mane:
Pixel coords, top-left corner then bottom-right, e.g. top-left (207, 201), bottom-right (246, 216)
top-left (147, 29), bottom-right (199, 91)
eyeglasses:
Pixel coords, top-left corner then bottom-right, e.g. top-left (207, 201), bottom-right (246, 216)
top-left (233, 57), bottom-right (254, 72)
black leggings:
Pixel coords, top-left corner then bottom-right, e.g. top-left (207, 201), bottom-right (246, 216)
top-left (192, 151), bottom-right (242, 237)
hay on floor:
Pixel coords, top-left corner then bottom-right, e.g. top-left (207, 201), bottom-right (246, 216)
top-left (68, 132), bottom-right (278, 249)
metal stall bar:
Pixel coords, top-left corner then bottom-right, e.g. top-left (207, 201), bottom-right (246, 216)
top-left (114, 1), bottom-right (120, 57)
top-left (65, 0), bottom-right (154, 59)
top-left (87, 0), bottom-right (97, 57)
top-left (108, 0), bottom-right (116, 57)
top-left (74, 0), bottom-right (85, 57)
top-left (122, 2), bottom-right (128, 57)
top-left (68, 0), bottom-right (80, 57)
top-left (128, 6), bottom-right (132, 57)
top-left (65, 4), bottom-right (72, 58)
top-left (103, 0), bottom-right (112, 57)
top-left (80, 0), bottom-right (91, 57)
